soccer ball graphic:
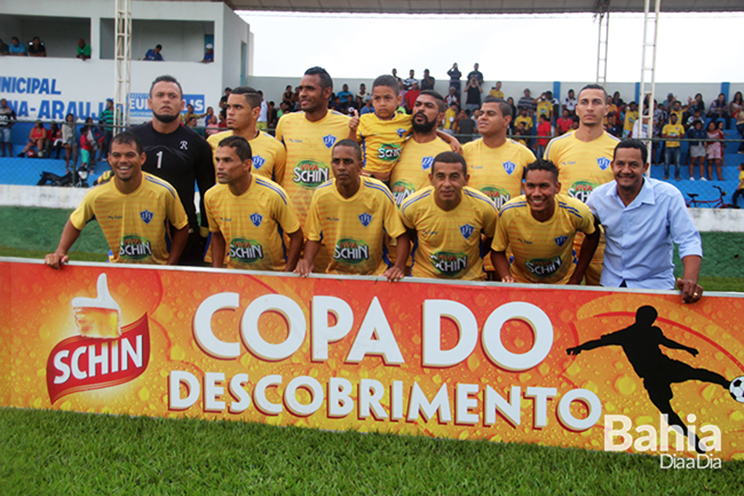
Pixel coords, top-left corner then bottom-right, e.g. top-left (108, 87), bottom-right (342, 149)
top-left (730, 376), bottom-right (744, 403)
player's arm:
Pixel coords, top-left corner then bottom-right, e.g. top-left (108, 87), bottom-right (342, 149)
top-left (490, 251), bottom-right (515, 283)
top-left (45, 220), bottom-right (82, 270)
top-left (348, 109), bottom-right (360, 141)
top-left (384, 232), bottom-right (410, 283)
top-left (676, 255), bottom-right (703, 304)
top-left (568, 218), bottom-right (601, 285)
top-left (210, 231), bottom-right (226, 268)
top-left (566, 333), bottom-right (619, 355)
top-left (294, 240), bottom-right (320, 277)
top-left (285, 228), bottom-right (303, 272)
top-left (166, 225), bottom-right (188, 265)
top-left (659, 334), bottom-right (699, 356)
top-left (436, 130), bottom-right (462, 154)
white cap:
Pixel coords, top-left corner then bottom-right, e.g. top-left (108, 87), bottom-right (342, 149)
top-left (206, 43), bottom-right (213, 49)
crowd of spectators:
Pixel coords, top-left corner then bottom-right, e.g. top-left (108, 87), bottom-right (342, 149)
top-left (0, 35), bottom-right (94, 59)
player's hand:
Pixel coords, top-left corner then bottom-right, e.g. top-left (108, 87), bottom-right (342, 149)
top-left (349, 109), bottom-right (360, 132)
top-left (45, 251), bottom-right (69, 270)
top-left (447, 138), bottom-right (463, 155)
top-left (676, 278), bottom-right (703, 304)
top-left (383, 266), bottom-right (405, 283)
top-left (501, 275), bottom-right (517, 283)
top-left (566, 347), bottom-right (581, 356)
top-left (294, 259), bottom-right (313, 277)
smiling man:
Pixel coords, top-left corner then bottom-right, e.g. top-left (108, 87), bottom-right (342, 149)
top-left (491, 159), bottom-right (599, 284)
top-left (295, 139), bottom-right (409, 280)
top-left (45, 132), bottom-right (188, 269)
top-left (586, 139), bottom-right (703, 303)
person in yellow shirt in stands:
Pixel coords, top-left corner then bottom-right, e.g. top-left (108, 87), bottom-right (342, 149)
top-left (205, 135), bottom-right (303, 271)
top-left (662, 113), bottom-right (685, 180)
top-left (443, 101), bottom-right (458, 135)
top-left (400, 151), bottom-right (497, 281)
top-left (491, 159), bottom-right (599, 284)
top-left (207, 86), bottom-right (286, 184)
top-left (489, 81), bottom-right (504, 99)
top-left (295, 139), bottom-right (409, 281)
top-left (732, 163), bottom-right (744, 207)
top-left (514, 108), bottom-right (533, 133)
top-left (623, 101), bottom-right (638, 138)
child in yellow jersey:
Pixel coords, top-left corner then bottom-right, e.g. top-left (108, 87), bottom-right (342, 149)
top-left (349, 74), bottom-right (459, 182)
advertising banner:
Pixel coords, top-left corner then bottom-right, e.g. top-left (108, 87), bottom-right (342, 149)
top-left (1, 259), bottom-right (742, 463)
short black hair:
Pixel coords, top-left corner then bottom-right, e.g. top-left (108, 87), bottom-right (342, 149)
top-left (525, 158), bottom-right (559, 182)
top-left (578, 84), bottom-right (607, 103)
top-left (432, 151), bottom-right (467, 175)
top-left (218, 135), bottom-right (253, 162)
top-left (155, 44), bottom-right (162, 50)
top-left (373, 75), bottom-right (399, 97)
top-left (419, 90), bottom-right (446, 112)
top-left (613, 138), bottom-right (648, 164)
top-left (332, 138), bottom-right (362, 161)
top-left (149, 75), bottom-right (183, 98)
top-left (304, 66), bottom-right (333, 91)
top-left (483, 96), bottom-right (513, 120)
top-left (111, 131), bottom-right (144, 155)
top-left (231, 86), bottom-right (262, 109)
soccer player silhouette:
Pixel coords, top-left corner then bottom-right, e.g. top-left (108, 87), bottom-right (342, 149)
top-left (566, 305), bottom-right (731, 453)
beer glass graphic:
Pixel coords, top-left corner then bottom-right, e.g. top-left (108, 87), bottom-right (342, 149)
top-left (71, 273), bottom-right (121, 338)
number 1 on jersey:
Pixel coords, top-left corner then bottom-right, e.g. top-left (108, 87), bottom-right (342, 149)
top-left (156, 150), bottom-right (163, 169)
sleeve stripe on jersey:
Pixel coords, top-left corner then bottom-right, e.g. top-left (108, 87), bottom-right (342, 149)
top-left (464, 189), bottom-right (497, 210)
top-left (145, 175), bottom-right (177, 199)
top-left (316, 180), bottom-right (334, 190)
top-left (543, 132), bottom-right (572, 156)
top-left (364, 181), bottom-right (396, 203)
top-left (558, 202), bottom-right (583, 218)
top-left (400, 189), bottom-right (431, 215)
top-left (255, 177), bottom-right (288, 205)
top-left (498, 201), bottom-right (527, 217)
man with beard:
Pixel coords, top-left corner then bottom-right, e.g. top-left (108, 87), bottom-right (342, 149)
top-left (129, 75), bottom-right (215, 265)
top-left (389, 90), bottom-right (451, 207)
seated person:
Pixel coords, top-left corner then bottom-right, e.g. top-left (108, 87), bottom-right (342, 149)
top-left (19, 120), bottom-right (46, 156)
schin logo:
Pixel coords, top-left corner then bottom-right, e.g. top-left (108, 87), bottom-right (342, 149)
top-left (323, 135), bottom-right (337, 148)
top-left (140, 210), bottom-right (153, 224)
top-left (502, 161), bottom-right (516, 175)
top-left (597, 157), bottom-right (611, 170)
top-left (253, 155), bottom-right (266, 169)
top-left (180, 140), bottom-right (188, 150)
top-left (250, 213), bottom-right (263, 227)
top-left (460, 223), bottom-right (474, 239)
top-left (396, 128), bottom-right (407, 138)
top-left (554, 235), bottom-right (567, 247)
top-left (421, 156), bottom-right (434, 171)
top-left (358, 213), bottom-right (372, 227)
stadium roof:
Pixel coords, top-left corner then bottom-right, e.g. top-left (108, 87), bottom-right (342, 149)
top-left (213, 0), bottom-right (743, 14)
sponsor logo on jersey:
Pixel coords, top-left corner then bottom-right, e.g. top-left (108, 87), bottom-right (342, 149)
top-left (180, 140), bottom-right (188, 150)
top-left (460, 223), bottom-right (475, 239)
top-left (250, 213), bottom-right (263, 227)
top-left (554, 235), bottom-right (568, 247)
top-left (140, 210), bottom-right (153, 224)
top-left (391, 180), bottom-right (415, 206)
top-left (480, 186), bottom-right (511, 210)
top-left (421, 156), bottom-right (434, 171)
top-left (526, 256), bottom-right (562, 277)
top-left (430, 251), bottom-right (468, 277)
top-left (377, 143), bottom-right (402, 162)
top-left (229, 238), bottom-right (264, 264)
top-left (396, 128), bottom-right (407, 138)
top-left (323, 135), bottom-right (337, 148)
top-left (253, 155), bottom-right (266, 169)
top-left (597, 157), bottom-right (610, 170)
top-left (333, 238), bottom-right (370, 264)
top-left (568, 181), bottom-right (597, 203)
top-left (293, 160), bottom-right (330, 188)
top-left (502, 161), bottom-right (516, 175)
top-left (119, 236), bottom-right (152, 260)
top-left (358, 213), bottom-right (372, 227)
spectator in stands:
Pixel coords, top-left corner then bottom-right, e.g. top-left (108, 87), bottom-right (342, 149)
top-left (0, 98), bottom-right (16, 157)
top-left (506, 97), bottom-right (517, 131)
top-left (735, 102), bottom-right (744, 154)
top-left (653, 102), bottom-right (667, 164)
top-left (467, 63), bottom-right (484, 85)
top-left (514, 108), bottom-right (533, 135)
top-left (733, 164), bottom-right (744, 207)
top-left (420, 69), bottom-right (435, 91)
top-left (360, 96), bottom-right (374, 115)
top-left (623, 101), bottom-right (638, 138)
top-left (337, 84), bottom-right (353, 102)
top-left (85, 117), bottom-right (104, 165)
top-left (687, 120), bottom-right (707, 180)
top-left (404, 82), bottom-right (421, 113)
top-left (564, 89), bottom-right (577, 115)
top-left (689, 93), bottom-right (705, 114)
top-left (686, 108), bottom-right (704, 129)
top-left (99, 98), bottom-right (114, 160)
top-left (19, 120), bottom-right (46, 157)
top-left (62, 113), bottom-right (77, 171)
top-left (47, 122), bottom-right (63, 159)
top-left (220, 87), bottom-right (232, 109)
top-left (201, 43), bottom-right (214, 63)
top-left (464, 77), bottom-right (482, 113)
top-left (28, 36), bottom-right (46, 57)
top-left (730, 91), bottom-right (743, 122)
top-left (186, 116), bottom-right (201, 136)
top-left (218, 108), bottom-right (228, 129)
top-left (456, 110), bottom-right (476, 143)
top-left (281, 85), bottom-right (294, 107)
top-left (204, 115), bottom-right (220, 136)
top-left (669, 99), bottom-right (685, 124)
top-left (391, 68), bottom-right (401, 84)
top-left (257, 91), bottom-right (269, 130)
top-left (513, 122), bottom-right (528, 147)
top-left (662, 113), bottom-right (684, 180)
top-left (705, 121), bottom-right (724, 180)
top-left (489, 81), bottom-right (504, 99)
top-left (663, 92), bottom-right (676, 111)
top-left (331, 96), bottom-right (344, 113)
top-left (9, 36), bottom-right (26, 56)
top-left (534, 114), bottom-right (552, 157)
top-left (268, 101), bottom-right (278, 129)
top-left (356, 83), bottom-right (368, 106)
top-left (708, 93), bottom-right (730, 129)
top-left (535, 92), bottom-right (553, 121)
top-left (517, 89), bottom-right (536, 116)
top-left (144, 44), bottom-right (163, 61)
top-left (445, 87), bottom-right (459, 108)
top-left (556, 109), bottom-right (573, 136)
top-left (403, 70), bottom-right (418, 91)
top-left (612, 91), bottom-right (625, 107)
top-left (447, 63), bottom-right (461, 94)
top-left (0, 38), bottom-right (9, 55)
top-left (76, 38), bottom-right (91, 61)
top-left (181, 104), bottom-right (205, 124)
top-left (343, 94), bottom-right (357, 114)
top-left (79, 125), bottom-right (93, 168)
top-left (201, 106), bottom-right (215, 127)
top-left (443, 102), bottom-right (458, 135)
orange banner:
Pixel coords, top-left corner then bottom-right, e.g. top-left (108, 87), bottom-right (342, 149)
top-left (1, 259), bottom-right (742, 463)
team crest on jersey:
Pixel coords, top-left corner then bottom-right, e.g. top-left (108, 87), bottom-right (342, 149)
top-left (253, 155), bottom-right (266, 169)
top-left (597, 157), bottom-right (610, 170)
top-left (460, 223), bottom-right (474, 239)
top-left (140, 210), bottom-right (153, 224)
top-left (323, 135), bottom-right (337, 148)
top-left (180, 140), bottom-right (188, 150)
top-left (421, 156), bottom-right (434, 171)
top-left (554, 235), bottom-right (567, 247)
top-left (396, 128), bottom-right (407, 138)
top-left (502, 161), bottom-right (516, 175)
top-left (358, 213), bottom-right (372, 227)
top-left (250, 213), bottom-right (263, 227)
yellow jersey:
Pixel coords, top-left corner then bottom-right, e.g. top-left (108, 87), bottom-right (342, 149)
top-left (623, 110), bottom-right (638, 132)
top-left (670, 109), bottom-right (684, 124)
top-left (492, 196), bottom-right (595, 284)
top-left (662, 123), bottom-right (685, 148)
top-left (356, 112), bottom-right (412, 174)
top-left (462, 138), bottom-right (536, 210)
top-left (544, 131), bottom-right (620, 203)
top-left (536, 100), bottom-right (552, 118)
top-left (514, 115), bottom-right (533, 131)
top-left (443, 108), bottom-right (457, 131)
top-left (400, 186), bottom-right (497, 281)
top-left (207, 130), bottom-right (286, 184)
top-left (275, 110), bottom-right (350, 225)
top-left (70, 172), bottom-right (188, 264)
top-left (489, 90), bottom-right (505, 99)
top-left (305, 177), bottom-right (406, 275)
top-left (738, 170), bottom-right (744, 190)
top-left (203, 177), bottom-right (301, 271)
top-left (389, 137), bottom-right (451, 207)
